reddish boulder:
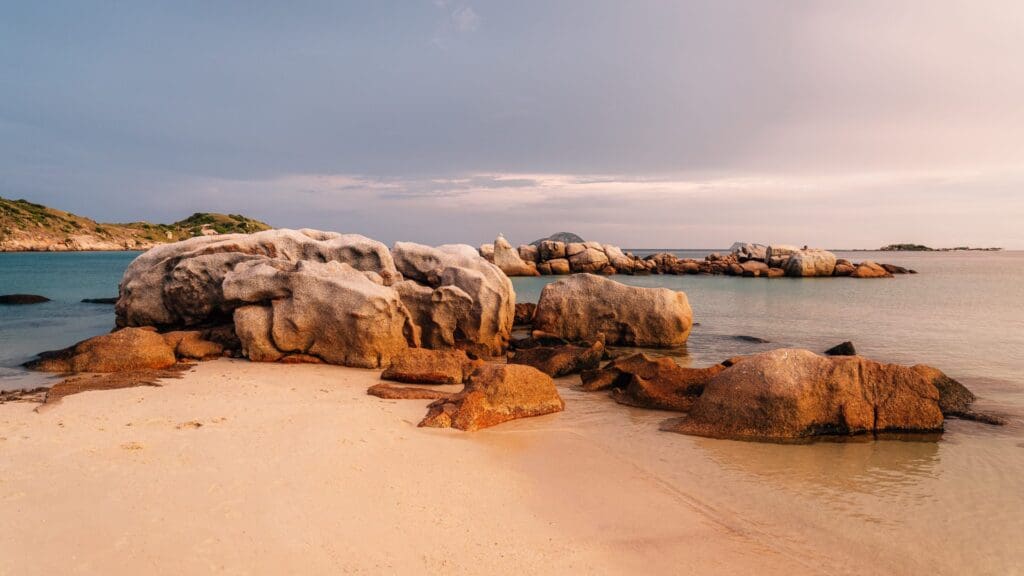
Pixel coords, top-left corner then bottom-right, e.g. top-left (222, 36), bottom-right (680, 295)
top-left (26, 327), bottom-right (177, 373)
top-left (663, 349), bottom-right (944, 441)
top-left (419, 364), bottom-right (564, 431)
top-left (368, 383), bottom-right (453, 400)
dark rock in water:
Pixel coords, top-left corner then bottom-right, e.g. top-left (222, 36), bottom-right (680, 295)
top-left (367, 383), bottom-right (452, 400)
top-left (0, 294), bottom-right (50, 305)
top-left (881, 263), bottom-right (909, 274)
top-left (529, 231), bottom-right (585, 247)
top-left (579, 353), bottom-right (725, 399)
top-left (824, 341), bottom-right (857, 356)
top-left (81, 297), bottom-right (118, 304)
top-left (733, 335), bottom-right (770, 344)
top-left (611, 363), bottom-right (727, 412)
top-left (514, 303), bottom-right (536, 326)
top-left (508, 340), bottom-right (604, 377)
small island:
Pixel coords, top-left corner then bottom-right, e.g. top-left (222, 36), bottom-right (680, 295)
top-left (880, 243), bottom-right (1002, 252)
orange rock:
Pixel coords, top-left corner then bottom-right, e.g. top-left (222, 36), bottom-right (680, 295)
top-left (26, 327), bottom-right (177, 373)
top-left (367, 383), bottom-right (452, 400)
top-left (419, 364), bottom-right (564, 431)
top-left (381, 348), bottom-right (478, 385)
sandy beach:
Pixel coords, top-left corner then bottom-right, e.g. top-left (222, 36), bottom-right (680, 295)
top-left (0, 359), bottom-right (815, 575)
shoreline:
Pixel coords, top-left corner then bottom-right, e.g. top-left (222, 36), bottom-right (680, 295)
top-left (3, 359), bottom-right (1020, 574)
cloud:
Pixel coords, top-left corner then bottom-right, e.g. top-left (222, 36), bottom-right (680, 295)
top-left (451, 6), bottom-right (479, 32)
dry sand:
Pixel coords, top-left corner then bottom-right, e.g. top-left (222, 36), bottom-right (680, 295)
top-left (0, 359), bottom-right (821, 575)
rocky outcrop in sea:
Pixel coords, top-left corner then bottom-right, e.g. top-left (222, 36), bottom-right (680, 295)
top-left (479, 236), bottom-right (916, 279)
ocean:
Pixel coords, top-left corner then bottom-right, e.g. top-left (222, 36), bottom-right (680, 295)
top-left (1, 248), bottom-right (1023, 572)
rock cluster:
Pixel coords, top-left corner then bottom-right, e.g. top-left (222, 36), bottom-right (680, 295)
top-left (479, 236), bottom-right (915, 279)
top-left (115, 229), bottom-right (515, 368)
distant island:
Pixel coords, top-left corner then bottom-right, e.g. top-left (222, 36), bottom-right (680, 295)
top-left (879, 243), bottom-right (1002, 252)
top-left (0, 197), bottom-right (271, 252)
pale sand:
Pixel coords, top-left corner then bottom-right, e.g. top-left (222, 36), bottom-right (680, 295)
top-left (0, 359), bottom-right (818, 575)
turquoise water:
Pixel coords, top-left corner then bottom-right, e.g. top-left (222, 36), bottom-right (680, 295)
top-left (0, 252), bottom-right (140, 389)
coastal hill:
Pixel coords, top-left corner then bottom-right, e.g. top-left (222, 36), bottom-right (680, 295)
top-left (0, 197), bottom-right (271, 252)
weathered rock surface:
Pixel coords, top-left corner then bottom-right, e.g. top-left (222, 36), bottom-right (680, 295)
top-left (663, 349), bottom-right (945, 441)
top-left (784, 249), bottom-right (837, 277)
top-left (910, 364), bottom-right (1003, 424)
top-left (118, 228), bottom-right (400, 327)
top-left (227, 260), bottom-right (415, 368)
top-left (492, 234), bottom-right (539, 276)
top-left (610, 362), bottom-right (727, 412)
top-left (419, 364), bottom-right (564, 431)
top-left (0, 294), bottom-right (50, 305)
top-left (508, 340), bottom-right (604, 377)
top-left (391, 242), bottom-right (514, 356)
top-left (114, 230), bottom-right (513, 368)
top-left (26, 327), bottom-right (178, 373)
top-left (367, 383), bottom-right (453, 400)
top-left (380, 348), bottom-right (478, 385)
top-left (533, 274), bottom-right (692, 347)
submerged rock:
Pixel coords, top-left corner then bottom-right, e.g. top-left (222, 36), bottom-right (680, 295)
top-left (81, 297), bottom-right (118, 304)
top-left (419, 364), bottom-right (564, 431)
top-left (0, 294), bottom-right (50, 305)
top-left (663, 349), bottom-right (944, 441)
top-left (380, 348), bottom-right (478, 385)
top-left (533, 274), bottom-right (692, 347)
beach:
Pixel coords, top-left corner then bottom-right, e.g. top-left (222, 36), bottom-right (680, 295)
top-left (3, 359), bottom-right (1022, 575)
top-left (2, 360), bottom-right (808, 575)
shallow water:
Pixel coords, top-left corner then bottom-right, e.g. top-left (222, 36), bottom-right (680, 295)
top-left (1, 249), bottom-right (1023, 573)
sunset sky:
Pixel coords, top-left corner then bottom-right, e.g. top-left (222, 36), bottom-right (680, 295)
top-left (2, 1), bottom-right (1022, 248)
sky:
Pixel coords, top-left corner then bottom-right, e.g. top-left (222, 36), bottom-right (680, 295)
top-left (2, 1), bottom-right (1023, 248)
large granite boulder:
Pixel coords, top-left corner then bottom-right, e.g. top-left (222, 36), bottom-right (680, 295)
top-left (663, 349), bottom-right (944, 441)
top-left (491, 234), bottom-right (539, 276)
top-left (391, 242), bottom-right (515, 356)
top-left (115, 230), bottom-right (514, 367)
top-left (117, 228), bottom-right (399, 328)
top-left (419, 364), bottom-right (564, 431)
top-left (26, 327), bottom-right (177, 373)
top-left (730, 243), bottom-right (768, 262)
top-left (783, 249), bottom-right (837, 277)
top-left (568, 246), bottom-right (611, 273)
top-left (533, 274), bottom-right (692, 347)
top-left (227, 260), bottom-right (416, 368)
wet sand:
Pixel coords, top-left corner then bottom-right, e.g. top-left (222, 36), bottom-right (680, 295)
top-left (1, 359), bottom-right (1021, 575)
